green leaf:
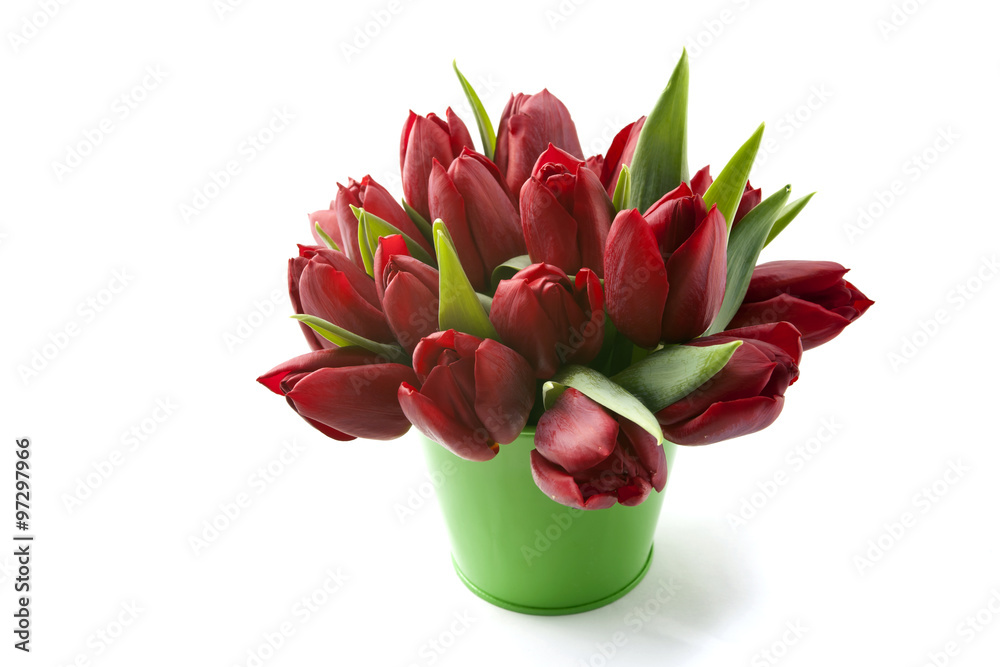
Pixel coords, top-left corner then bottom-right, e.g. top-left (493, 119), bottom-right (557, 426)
top-left (490, 254), bottom-right (532, 289)
top-left (612, 341), bottom-right (742, 412)
top-left (314, 223), bottom-right (340, 251)
top-left (453, 60), bottom-right (496, 161)
top-left (543, 365), bottom-right (664, 444)
top-left (706, 186), bottom-right (791, 334)
top-left (611, 164), bottom-right (631, 212)
top-left (360, 208), bottom-right (437, 268)
top-left (764, 192), bottom-right (815, 247)
top-left (402, 199), bottom-right (435, 245)
top-left (627, 50), bottom-right (689, 213)
top-left (433, 219), bottom-right (498, 340)
top-left (291, 315), bottom-right (407, 363)
top-left (702, 123), bottom-right (765, 232)
top-left (353, 206), bottom-right (375, 277)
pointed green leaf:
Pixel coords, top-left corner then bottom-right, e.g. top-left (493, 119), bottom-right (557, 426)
top-left (764, 192), bottom-right (815, 247)
top-left (361, 208), bottom-right (437, 268)
top-left (453, 60), bottom-right (496, 160)
top-left (490, 254), bottom-right (532, 289)
top-left (702, 123), bottom-right (765, 232)
top-left (402, 199), bottom-right (435, 245)
top-left (314, 223), bottom-right (340, 251)
top-left (433, 219), bottom-right (498, 340)
top-left (706, 186), bottom-right (791, 334)
top-left (627, 50), bottom-right (689, 213)
top-left (543, 365), bottom-right (663, 444)
top-left (291, 315), bottom-right (407, 363)
top-left (612, 340), bottom-right (742, 412)
top-left (354, 207), bottom-right (375, 277)
top-left (611, 164), bottom-right (631, 212)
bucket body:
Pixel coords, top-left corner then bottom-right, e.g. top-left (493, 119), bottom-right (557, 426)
top-left (422, 428), bottom-right (675, 615)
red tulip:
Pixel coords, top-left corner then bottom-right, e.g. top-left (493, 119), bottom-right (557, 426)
top-left (519, 145), bottom-right (615, 277)
top-left (727, 261), bottom-right (874, 350)
top-left (334, 175), bottom-right (433, 268)
top-left (689, 164), bottom-right (761, 226)
top-left (531, 388), bottom-right (667, 509)
top-left (373, 235), bottom-right (439, 355)
top-left (289, 245), bottom-right (393, 350)
top-left (427, 148), bottom-right (526, 291)
top-left (656, 322), bottom-right (803, 445)
top-left (400, 108), bottom-right (475, 221)
top-left (604, 184), bottom-right (727, 347)
top-left (600, 116), bottom-right (645, 197)
top-left (494, 90), bottom-right (584, 196)
top-left (490, 263), bottom-right (604, 379)
top-left (257, 347), bottom-right (418, 441)
top-left (398, 330), bottom-right (535, 461)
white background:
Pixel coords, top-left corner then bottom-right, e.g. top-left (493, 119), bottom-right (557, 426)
top-left (2, 0), bottom-right (999, 665)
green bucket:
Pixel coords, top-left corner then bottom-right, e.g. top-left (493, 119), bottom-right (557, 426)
top-left (422, 428), bottom-right (676, 615)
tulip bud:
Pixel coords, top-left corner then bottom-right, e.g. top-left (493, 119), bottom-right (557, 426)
top-left (398, 330), bottom-right (535, 461)
top-left (400, 108), bottom-right (475, 221)
top-left (373, 235), bottom-right (440, 355)
top-left (531, 388), bottom-right (667, 509)
top-left (257, 347), bottom-right (418, 441)
top-left (728, 261), bottom-right (874, 349)
top-left (604, 184), bottom-right (727, 347)
top-left (494, 90), bottom-right (584, 196)
top-left (600, 116), bottom-right (645, 197)
top-left (490, 263), bottom-right (604, 378)
top-left (656, 323), bottom-right (803, 445)
top-left (289, 244), bottom-right (393, 350)
top-left (334, 175), bottom-right (433, 268)
top-left (427, 149), bottom-right (526, 291)
top-left (520, 145), bottom-right (615, 277)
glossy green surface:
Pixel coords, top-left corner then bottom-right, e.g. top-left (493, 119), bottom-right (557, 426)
top-left (423, 429), bottom-right (676, 615)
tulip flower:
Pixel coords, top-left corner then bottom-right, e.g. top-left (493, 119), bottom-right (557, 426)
top-left (334, 175), bottom-right (433, 267)
top-left (689, 165), bottom-right (761, 226)
top-left (398, 330), bottom-right (535, 461)
top-left (530, 388), bottom-right (666, 509)
top-left (600, 116), bottom-right (645, 197)
top-left (727, 261), bottom-right (874, 350)
top-left (257, 347), bottom-right (418, 441)
top-left (519, 145), bottom-right (615, 277)
top-left (494, 90), bottom-right (584, 196)
top-left (655, 322), bottom-right (803, 445)
top-left (399, 108), bottom-right (475, 222)
top-left (289, 245), bottom-right (393, 350)
top-left (427, 148), bottom-right (526, 291)
top-left (373, 235), bottom-right (439, 355)
top-left (490, 263), bottom-right (604, 379)
top-left (308, 204), bottom-right (343, 249)
top-left (604, 184), bottom-right (727, 347)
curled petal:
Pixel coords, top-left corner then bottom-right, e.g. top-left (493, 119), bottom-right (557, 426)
top-left (604, 209), bottom-right (668, 348)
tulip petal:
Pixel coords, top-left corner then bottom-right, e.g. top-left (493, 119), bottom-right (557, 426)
top-left (383, 273), bottom-right (438, 354)
top-left (520, 177), bottom-right (582, 273)
top-left (428, 160), bottom-right (487, 290)
top-left (535, 388), bottom-right (619, 473)
top-left (490, 278), bottom-right (562, 378)
top-left (660, 205), bottom-right (727, 343)
top-left (257, 347), bottom-right (378, 395)
top-left (287, 364), bottom-right (417, 440)
top-left (619, 418), bottom-right (667, 492)
top-left (309, 208), bottom-right (342, 249)
top-left (604, 209), bottom-right (668, 348)
top-left (661, 395), bottom-right (784, 445)
top-left (473, 339), bottom-right (535, 443)
top-left (401, 113), bottom-right (454, 221)
top-left (359, 176), bottom-right (433, 254)
top-left (743, 260), bottom-right (848, 301)
top-left (730, 295), bottom-right (854, 350)
top-left (530, 450), bottom-right (588, 509)
top-left (398, 382), bottom-right (498, 461)
top-left (572, 167), bottom-right (615, 276)
top-left (450, 151), bottom-right (526, 272)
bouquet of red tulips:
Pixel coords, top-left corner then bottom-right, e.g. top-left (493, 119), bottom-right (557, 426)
top-left (259, 53), bottom-right (872, 511)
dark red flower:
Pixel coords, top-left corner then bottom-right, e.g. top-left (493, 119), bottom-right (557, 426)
top-left (531, 388), bottom-right (667, 509)
top-left (400, 108), bottom-right (475, 221)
